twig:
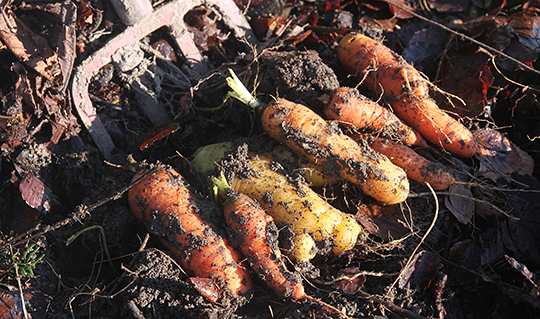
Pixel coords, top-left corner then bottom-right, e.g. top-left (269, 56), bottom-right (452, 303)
top-left (11, 245), bottom-right (29, 319)
top-left (384, 183), bottom-right (439, 299)
top-left (379, 0), bottom-right (540, 76)
top-left (0, 166), bottom-right (157, 255)
top-left (357, 289), bottom-right (428, 319)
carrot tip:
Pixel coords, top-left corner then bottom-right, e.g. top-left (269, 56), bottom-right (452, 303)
top-left (189, 277), bottom-right (220, 303)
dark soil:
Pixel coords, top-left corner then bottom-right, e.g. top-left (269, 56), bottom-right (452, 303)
top-left (1, 1), bottom-right (540, 319)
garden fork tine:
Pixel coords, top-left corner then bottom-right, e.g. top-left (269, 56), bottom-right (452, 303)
top-left (71, 0), bottom-right (257, 159)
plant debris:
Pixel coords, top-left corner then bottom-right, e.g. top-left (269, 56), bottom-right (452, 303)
top-left (0, 0), bottom-right (540, 318)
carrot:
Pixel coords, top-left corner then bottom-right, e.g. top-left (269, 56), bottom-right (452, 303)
top-left (390, 96), bottom-right (478, 157)
top-left (190, 141), bottom-right (336, 187)
top-left (337, 33), bottom-right (478, 157)
top-left (325, 87), bottom-right (427, 147)
top-left (192, 142), bottom-right (363, 263)
top-left (262, 98), bottom-right (409, 204)
top-left (234, 154), bottom-right (363, 262)
top-left (270, 145), bottom-right (339, 187)
top-left (222, 191), bottom-right (306, 299)
top-left (337, 34), bottom-right (430, 101)
top-left (128, 165), bottom-right (253, 303)
top-left (220, 187), bottom-right (348, 316)
top-left (226, 69), bottom-right (409, 204)
top-left (362, 135), bottom-right (456, 190)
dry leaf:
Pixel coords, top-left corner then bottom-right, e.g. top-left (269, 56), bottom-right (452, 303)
top-left (501, 174), bottom-right (540, 265)
top-left (445, 184), bottom-right (475, 224)
top-left (0, 8), bottom-right (60, 80)
top-left (475, 128), bottom-right (535, 181)
top-left (398, 250), bottom-right (441, 291)
top-left (355, 204), bottom-right (411, 240)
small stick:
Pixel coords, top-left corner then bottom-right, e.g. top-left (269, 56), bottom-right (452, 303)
top-left (384, 183), bottom-right (439, 298)
top-left (356, 289), bottom-right (428, 319)
top-left (379, 0), bottom-right (540, 76)
top-left (11, 245), bottom-right (29, 319)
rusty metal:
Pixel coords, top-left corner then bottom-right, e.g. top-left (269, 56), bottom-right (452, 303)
top-left (71, 0), bottom-right (257, 159)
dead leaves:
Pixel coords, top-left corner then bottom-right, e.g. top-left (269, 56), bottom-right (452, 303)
top-left (0, 0), bottom-right (78, 154)
top-left (355, 203), bottom-right (412, 240)
top-left (0, 7), bottom-right (60, 81)
top-left (445, 184), bottom-right (475, 224)
top-left (475, 128), bottom-right (535, 180)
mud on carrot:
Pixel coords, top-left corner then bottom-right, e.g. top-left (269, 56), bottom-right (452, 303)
top-left (212, 175), bottom-right (306, 299)
top-left (353, 134), bottom-right (456, 190)
top-left (324, 87), bottom-right (427, 147)
top-left (128, 165), bottom-right (253, 303)
top-left (192, 141), bottom-right (363, 264)
top-left (226, 69), bottom-right (410, 205)
top-left (337, 33), bottom-right (478, 157)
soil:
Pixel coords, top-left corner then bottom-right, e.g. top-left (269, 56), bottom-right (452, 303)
top-left (1, 1), bottom-right (540, 319)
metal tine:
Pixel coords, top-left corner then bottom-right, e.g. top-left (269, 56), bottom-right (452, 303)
top-left (71, 0), bottom-right (257, 159)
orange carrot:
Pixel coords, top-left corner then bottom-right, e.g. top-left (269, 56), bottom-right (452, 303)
top-left (337, 33), bottom-right (478, 157)
top-left (324, 87), bottom-right (427, 147)
top-left (226, 69), bottom-right (409, 204)
top-left (223, 192), bottom-right (306, 299)
top-left (364, 136), bottom-right (456, 190)
top-left (390, 97), bottom-right (478, 157)
top-left (128, 165), bottom-right (253, 303)
top-left (337, 33), bottom-right (430, 102)
top-left (261, 98), bottom-right (409, 204)
top-left (193, 142), bottom-right (362, 263)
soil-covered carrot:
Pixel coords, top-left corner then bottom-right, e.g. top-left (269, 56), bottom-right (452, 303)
top-left (262, 98), bottom-right (409, 204)
top-left (337, 34), bottom-right (431, 101)
top-left (192, 142), bottom-right (363, 263)
top-left (190, 141), bottom-right (336, 187)
top-left (270, 145), bottom-right (339, 187)
top-left (324, 87), bottom-right (427, 147)
top-left (362, 135), bottom-right (456, 190)
top-left (218, 184), bottom-right (350, 316)
top-left (222, 191), bottom-right (306, 299)
top-left (337, 33), bottom-right (478, 157)
top-left (226, 69), bottom-right (409, 204)
top-left (128, 165), bottom-right (253, 303)
top-left (390, 96), bottom-right (478, 157)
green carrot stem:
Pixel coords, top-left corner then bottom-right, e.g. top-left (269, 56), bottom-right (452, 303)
top-left (226, 69), bottom-right (261, 109)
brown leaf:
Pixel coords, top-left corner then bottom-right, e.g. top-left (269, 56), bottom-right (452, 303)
top-left (19, 172), bottom-right (51, 212)
top-left (472, 184), bottom-right (507, 219)
top-left (445, 184), bottom-right (475, 224)
top-left (515, 146), bottom-right (535, 176)
top-left (334, 267), bottom-right (366, 295)
top-left (438, 47), bottom-right (493, 117)
top-left (13, 62), bottom-right (40, 115)
top-left (427, 0), bottom-right (469, 12)
top-left (355, 204), bottom-right (411, 240)
top-left (474, 128), bottom-right (534, 181)
top-left (385, 0), bottom-right (420, 19)
top-left (476, 128), bottom-right (513, 156)
top-left (398, 250), bottom-right (441, 291)
top-left (500, 174), bottom-right (540, 265)
top-left (0, 8), bottom-right (60, 81)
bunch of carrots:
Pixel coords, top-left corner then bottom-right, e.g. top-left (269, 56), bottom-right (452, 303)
top-left (126, 32), bottom-right (478, 309)
top-left (337, 33), bottom-right (478, 158)
top-left (128, 160), bottom-right (349, 315)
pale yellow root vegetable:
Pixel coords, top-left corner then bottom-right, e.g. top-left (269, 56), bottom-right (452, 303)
top-left (192, 143), bottom-right (363, 263)
top-left (262, 98), bottom-right (409, 204)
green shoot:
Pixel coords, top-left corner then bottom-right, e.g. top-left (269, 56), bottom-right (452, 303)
top-left (0, 244), bottom-right (44, 279)
top-left (211, 172), bottom-right (231, 203)
top-left (225, 69), bottom-right (260, 109)
top-left (66, 225), bottom-right (117, 274)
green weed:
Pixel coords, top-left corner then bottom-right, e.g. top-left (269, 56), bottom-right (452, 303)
top-left (0, 244), bottom-right (44, 279)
